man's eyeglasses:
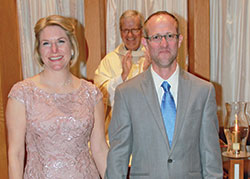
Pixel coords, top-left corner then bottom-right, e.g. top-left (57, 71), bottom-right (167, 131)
top-left (145, 33), bottom-right (180, 43)
top-left (121, 28), bottom-right (142, 35)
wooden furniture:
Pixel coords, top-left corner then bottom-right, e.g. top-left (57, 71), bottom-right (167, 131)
top-left (223, 158), bottom-right (250, 179)
top-left (229, 159), bottom-right (244, 179)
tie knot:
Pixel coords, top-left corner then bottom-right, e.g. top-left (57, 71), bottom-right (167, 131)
top-left (161, 81), bottom-right (171, 92)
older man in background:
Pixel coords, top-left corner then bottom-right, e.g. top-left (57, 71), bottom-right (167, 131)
top-left (94, 10), bottom-right (151, 138)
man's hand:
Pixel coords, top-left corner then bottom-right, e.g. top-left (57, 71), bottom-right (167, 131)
top-left (121, 51), bottom-right (132, 81)
top-left (143, 49), bottom-right (152, 71)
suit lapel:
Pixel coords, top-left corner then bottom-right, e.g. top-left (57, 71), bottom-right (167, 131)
top-left (170, 69), bottom-right (192, 151)
top-left (140, 69), bottom-right (170, 149)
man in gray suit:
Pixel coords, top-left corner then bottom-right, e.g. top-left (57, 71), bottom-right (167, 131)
top-left (105, 11), bottom-right (223, 179)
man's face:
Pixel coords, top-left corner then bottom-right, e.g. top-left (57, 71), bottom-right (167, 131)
top-left (120, 16), bottom-right (142, 51)
top-left (143, 15), bottom-right (183, 69)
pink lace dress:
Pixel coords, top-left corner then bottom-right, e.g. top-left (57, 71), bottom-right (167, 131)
top-left (8, 79), bottom-right (102, 179)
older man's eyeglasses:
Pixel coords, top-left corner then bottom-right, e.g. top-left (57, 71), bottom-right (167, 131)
top-left (121, 28), bottom-right (142, 35)
top-left (145, 33), bottom-right (180, 43)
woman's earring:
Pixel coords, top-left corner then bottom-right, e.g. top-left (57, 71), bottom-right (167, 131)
top-left (71, 50), bottom-right (74, 58)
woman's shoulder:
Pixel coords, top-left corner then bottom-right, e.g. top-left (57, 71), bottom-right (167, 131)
top-left (80, 78), bottom-right (95, 88)
top-left (79, 79), bottom-right (102, 102)
top-left (11, 78), bottom-right (34, 91)
top-left (79, 79), bottom-right (100, 93)
top-left (8, 78), bottom-right (35, 103)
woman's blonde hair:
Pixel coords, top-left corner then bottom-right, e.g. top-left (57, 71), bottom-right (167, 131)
top-left (34, 15), bottom-right (79, 67)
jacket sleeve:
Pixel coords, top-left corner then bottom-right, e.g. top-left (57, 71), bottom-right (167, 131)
top-left (105, 87), bottom-right (132, 179)
top-left (200, 84), bottom-right (223, 179)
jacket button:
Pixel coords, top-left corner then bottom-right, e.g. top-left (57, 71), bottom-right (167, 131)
top-left (168, 159), bottom-right (173, 163)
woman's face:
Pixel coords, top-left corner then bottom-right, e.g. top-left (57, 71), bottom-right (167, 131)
top-left (39, 25), bottom-right (72, 71)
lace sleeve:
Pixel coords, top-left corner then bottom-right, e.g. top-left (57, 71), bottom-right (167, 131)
top-left (93, 85), bottom-right (103, 105)
top-left (8, 81), bottom-right (26, 104)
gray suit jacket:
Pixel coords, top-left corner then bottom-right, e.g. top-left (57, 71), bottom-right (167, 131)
top-left (105, 68), bottom-right (223, 179)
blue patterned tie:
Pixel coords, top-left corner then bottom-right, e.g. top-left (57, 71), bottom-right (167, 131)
top-left (160, 81), bottom-right (176, 147)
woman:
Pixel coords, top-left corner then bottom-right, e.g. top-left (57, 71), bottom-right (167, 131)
top-left (6, 15), bottom-right (108, 178)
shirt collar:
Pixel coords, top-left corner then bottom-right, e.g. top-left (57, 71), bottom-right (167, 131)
top-left (151, 64), bottom-right (179, 105)
top-left (151, 64), bottom-right (179, 90)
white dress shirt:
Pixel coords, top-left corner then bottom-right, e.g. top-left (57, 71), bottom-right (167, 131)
top-left (151, 64), bottom-right (179, 108)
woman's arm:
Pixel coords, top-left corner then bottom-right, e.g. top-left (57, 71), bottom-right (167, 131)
top-left (90, 100), bottom-right (109, 178)
top-left (6, 98), bottom-right (26, 179)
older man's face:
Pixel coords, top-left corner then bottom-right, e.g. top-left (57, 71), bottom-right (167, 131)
top-left (120, 16), bottom-right (142, 51)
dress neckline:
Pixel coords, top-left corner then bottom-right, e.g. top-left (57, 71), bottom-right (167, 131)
top-left (27, 78), bottom-right (83, 95)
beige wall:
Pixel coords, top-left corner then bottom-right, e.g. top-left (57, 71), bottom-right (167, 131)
top-left (0, 91), bottom-right (8, 179)
top-left (85, 0), bottom-right (106, 80)
top-left (0, 0), bottom-right (23, 178)
top-left (188, 0), bottom-right (210, 80)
